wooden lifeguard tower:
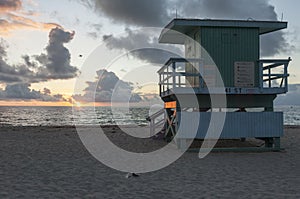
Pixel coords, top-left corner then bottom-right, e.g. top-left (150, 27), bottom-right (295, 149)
top-left (149, 19), bottom-right (291, 151)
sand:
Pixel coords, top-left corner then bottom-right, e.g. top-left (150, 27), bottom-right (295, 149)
top-left (0, 126), bottom-right (299, 198)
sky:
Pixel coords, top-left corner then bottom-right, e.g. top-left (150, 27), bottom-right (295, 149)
top-left (0, 0), bottom-right (299, 106)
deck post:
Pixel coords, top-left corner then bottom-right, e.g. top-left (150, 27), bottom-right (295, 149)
top-left (265, 138), bottom-right (274, 148)
top-left (274, 137), bottom-right (281, 151)
top-left (264, 106), bottom-right (274, 112)
top-left (159, 73), bottom-right (162, 96)
top-left (179, 139), bottom-right (188, 151)
top-left (150, 119), bottom-right (154, 137)
top-left (268, 67), bottom-right (271, 87)
top-left (284, 62), bottom-right (288, 92)
top-left (172, 61), bottom-right (176, 89)
top-left (259, 60), bottom-right (263, 89)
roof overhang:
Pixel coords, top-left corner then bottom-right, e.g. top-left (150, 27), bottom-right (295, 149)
top-left (159, 18), bottom-right (288, 44)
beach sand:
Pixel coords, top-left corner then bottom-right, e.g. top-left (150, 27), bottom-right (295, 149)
top-left (0, 126), bottom-right (299, 198)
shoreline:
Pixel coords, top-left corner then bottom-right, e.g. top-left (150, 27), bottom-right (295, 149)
top-left (1, 124), bottom-right (300, 128)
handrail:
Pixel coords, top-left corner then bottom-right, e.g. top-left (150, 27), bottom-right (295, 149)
top-left (259, 58), bottom-right (291, 91)
top-left (157, 58), bottom-right (202, 74)
top-left (158, 58), bottom-right (203, 95)
top-left (148, 108), bottom-right (166, 136)
top-left (259, 57), bottom-right (292, 63)
top-left (158, 57), bottom-right (291, 96)
top-left (148, 108), bottom-right (165, 120)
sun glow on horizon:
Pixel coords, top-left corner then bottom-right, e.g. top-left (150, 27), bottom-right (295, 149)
top-left (74, 101), bottom-right (82, 107)
top-left (0, 100), bottom-right (73, 107)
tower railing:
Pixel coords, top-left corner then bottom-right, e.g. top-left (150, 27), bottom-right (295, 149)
top-left (158, 58), bottom-right (291, 97)
top-left (147, 108), bottom-right (165, 136)
top-left (259, 58), bottom-right (291, 92)
top-left (158, 58), bottom-right (202, 96)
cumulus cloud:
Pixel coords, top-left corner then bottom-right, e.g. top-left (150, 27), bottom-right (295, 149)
top-left (73, 69), bottom-right (142, 103)
top-left (0, 17), bottom-right (78, 102)
top-left (80, 0), bottom-right (293, 57)
top-left (0, 39), bottom-right (32, 83)
top-left (0, 27), bottom-right (79, 84)
top-left (34, 27), bottom-right (79, 78)
top-left (260, 32), bottom-right (291, 57)
top-left (0, 83), bottom-right (66, 102)
top-left (103, 28), bottom-right (183, 64)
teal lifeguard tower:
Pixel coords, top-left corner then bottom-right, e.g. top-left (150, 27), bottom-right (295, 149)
top-left (149, 19), bottom-right (291, 151)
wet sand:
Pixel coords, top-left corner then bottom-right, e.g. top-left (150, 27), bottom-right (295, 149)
top-left (0, 126), bottom-right (299, 198)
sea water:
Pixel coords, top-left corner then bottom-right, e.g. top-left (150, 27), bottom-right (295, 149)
top-left (0, 106), bottom-right (299, 126)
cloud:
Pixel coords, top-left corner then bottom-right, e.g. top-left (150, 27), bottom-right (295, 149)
top-left (83, 0), bottom-right (170, 27)
top-left (0, 0), bottom-right (21, 12)
top-left (275, 84), bottom-right (300, 106)
top-left (103, 28), bottom-right (183, 64)
top-left (260, 32), bottom-right (291, 57)
top-left (0, 83), bottom-right (66, 102)
top-left (81, 0), bottom-right (293, 57)
top-left (0, 39), bottom-right (33, 83)
top-left (0, 14), bottom-right (61, 35)
top-left (0, 28), bottom-right (79, 84)
top-left (86, 23), bottom-right (102, 39)
top-left (0, 0), bottom-right (61, 35)
top-left (73, 69), bottom-right (142, 102)
top-left (35, 27), bottom-right (78, 77)
top-left (177, 0), bottom-right (277, 20)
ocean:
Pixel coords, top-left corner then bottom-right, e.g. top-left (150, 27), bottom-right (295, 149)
top-left (0, 106), bottom-right (299, 126)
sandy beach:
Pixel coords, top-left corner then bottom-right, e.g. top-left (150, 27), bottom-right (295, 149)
top-left (0, 126), bottom-right (299, 198)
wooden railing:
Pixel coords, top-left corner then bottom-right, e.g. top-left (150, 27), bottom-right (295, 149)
top-left (158, 57), bottom-right (291, 96)
top-left (259, 58), bottom-right (291, 92)
top-left (147, 108), bottom-right (165, 136)
top-left (158, 58), bottom-right (202, 95)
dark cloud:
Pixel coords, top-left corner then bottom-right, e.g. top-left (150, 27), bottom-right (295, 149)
top-left (0, 27), bottom-right (79, 84)
top-left (89, 0), bottom-right (170, 26)
top-left (81, 0), bottom-right (292, 57)
top-left (35, 27), bottom-right (78, 77)
top-left (260, 32), bottom-right (291, 57)
top-left (43, 88), bottom-right (51, 95)
top-left (103, 28), bottom-right (183, 64)
top-left (275, 84), bottom-right (300, 106)
top-left (177, 0), bottom-right (277, 20)
top-left (87, 32), bottom-right (98, 39)
top-left (75, 0), bottom-right (94, 9)
top-left (0, 0), bottom-right (21, 12)
top-left (73, 69), bottom-right (142, 102)
top-left (86, 23), bottom-right (102, 39)
top-left (0, 39), bottom-right (31, 83)
top-left (22, 55), bottom-right (37, 68)
top-left (0, 83), bottom-right (66, 102)
top-left (0, 39), bottom-right (8, 56)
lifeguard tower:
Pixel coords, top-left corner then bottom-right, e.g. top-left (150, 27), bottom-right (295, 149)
top-left (149, 19), bottom-right (291, 151)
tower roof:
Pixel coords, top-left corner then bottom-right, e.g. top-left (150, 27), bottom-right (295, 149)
top-left (159, 18), bottom-right (287, 44)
